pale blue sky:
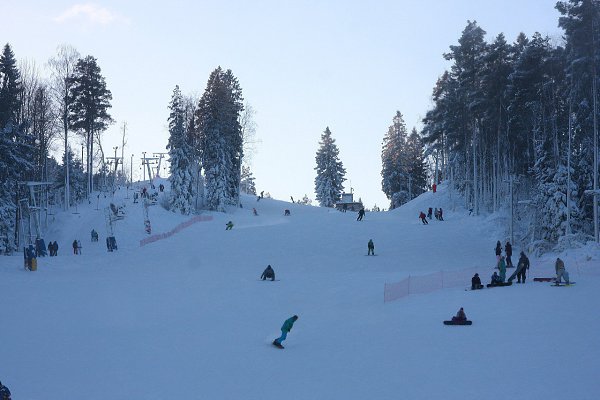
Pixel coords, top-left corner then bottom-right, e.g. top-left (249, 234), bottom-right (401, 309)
top-left (2, 1), bottom-right (562, 208)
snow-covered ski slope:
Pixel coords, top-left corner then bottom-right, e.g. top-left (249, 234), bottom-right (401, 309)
top-left (1, 182), bottom-right (599, 400)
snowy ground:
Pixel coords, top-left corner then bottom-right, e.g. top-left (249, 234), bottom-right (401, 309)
top-left (1, 182), bottom-right (599, 399)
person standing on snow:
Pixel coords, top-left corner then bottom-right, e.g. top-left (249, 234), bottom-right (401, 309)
top-left (555, 258), bottom-right (570, 284)
top-left (505, 241), bottom-right (513, 267)
top-left (497, 255), bottom-right (507, 282)
top-left (495, 241), bottom-right (502, 261)
top-left (273, 315), bottom-right (299, 348)
top-left (72, 240), bottom-right (79, 255)
top-left (427, 207), bottom-right (433, 219)
top-left (367, 239), bottom-right (375, 255)
top-left (516, 251), bottom-right (530, 283)
top-left (438, 208), bottom-right (444, 221)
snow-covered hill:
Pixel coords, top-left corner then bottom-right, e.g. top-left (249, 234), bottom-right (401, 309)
top-left (1, 183), bottom-right (599, 399)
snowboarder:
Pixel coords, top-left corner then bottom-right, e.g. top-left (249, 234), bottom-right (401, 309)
top-left (471, 273), bottom-right (483, 290)
top-left (91, 229), bottom-right (98, 242)
top-left (427, 207), bottom-right (433, 219)
top-left (225, 221), bottom-right (234, 230)
top-left (357, 208), bottom-right (365, 221)
top-left (253, 208), bottom-right (258, 216)
top-left (419, 211), bottom-right (428, 225)
top-left (451, 307), bottom-right (467, 323)
top-left (505, 241), bottom-right (513, 267)
top-left (0, 381), bottom-right (11, 400)
top-left (72, 240), bottom-right (79, 255)
top-left (367, 239), bottom-right (375, 255)
top-left (438, 208), bottom-right (444, 221)
top-left (555, 258), bottom-right (570, 284)
top-left (261, 265), bottom-right (275, 281)
top-left (490, 271), bottom-right (502, 285)
top-left (273, 315), bottom-right (298, 349)
top-left (284, 209), bottom-right (291, 216)
top-left (516, 251), bottom-right (530, 283)
top-left (495, 241), bottom-right (502, 260)
top-left (497, 255), bottom-right (507, 282)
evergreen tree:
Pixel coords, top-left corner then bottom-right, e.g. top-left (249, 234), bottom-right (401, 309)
top-left (381, 111), bottom-right (409, 208)
top-left (195, 67), bottom-right (244, 212)
top-left (167, 85), bottom-right (195, 214)
top-left (0, 44), bottom-right (22, 128)
top-left (406, 128), bottom-right (429, 198)
top-left (67, 55), bottom-right (113, 197)
top-left (314, 127), bottom-right (346, 207)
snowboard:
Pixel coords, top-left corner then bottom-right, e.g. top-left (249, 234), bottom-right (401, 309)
top-left (443, 320), bottom-right (472, 325)
top-left (486, 282), bottom-right (512, 288)
top-left (365, 254), bottom-right (378, 256)
top-left (272, 340), bottom-right (284, 349)
top-left (466, 286), bottom-right (485, 291)
top-left (551, 282), bottom-right (576, 286)
top-left (533, 277), bottom-right (555, 282)
top-left (258, 279), bottom-right (280, 281)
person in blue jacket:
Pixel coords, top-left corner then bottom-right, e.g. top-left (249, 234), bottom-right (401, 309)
top-left (273, 315), bottom-right (298, 348)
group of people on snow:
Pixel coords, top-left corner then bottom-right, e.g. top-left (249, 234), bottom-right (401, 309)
top-left (47, 241), bottom-right (59, 256)
top-left (420, 207), bottom-right (444, 224)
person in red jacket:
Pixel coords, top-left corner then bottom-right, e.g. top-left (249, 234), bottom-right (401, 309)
top-left (419, 211), bottom-right (428, 225)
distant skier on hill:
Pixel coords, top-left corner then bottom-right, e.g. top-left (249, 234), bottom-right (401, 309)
top-left (225, 221), bottom-right (234, 230)
top-left (261, 265), bottom-right (275, 281)
top-left (367, 239), bottom-right (375, 255)
top-left (357, 208), bottom-right (365, 221)
top-left (253, 208), bottom-right (258, 216)
top-left (419, 211), bottom-right (428, 225)
top-left (427, 207), bottom-right (433, 219)
top-left (273, 315), bottom-right (298, 349)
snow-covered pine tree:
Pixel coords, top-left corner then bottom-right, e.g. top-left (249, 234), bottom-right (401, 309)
top-left (240, 166), bottom-right (256, 195)
top-left (167, 85), bottom-right (195, 215)
top-left (406, 128), bottom-right (429, 199)
top-left (314, 127), bottom-right (346, 207)
top-left (195, 67), bottom-right (244, 212)
top-left (381, 111), bottom-right (409, 209)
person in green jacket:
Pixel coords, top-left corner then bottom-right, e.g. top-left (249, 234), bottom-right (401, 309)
top-left (273, 315), bottom-right (298, 348)
top-left (497, 255), bottom-right (507, 282)
top-left (225, 221), bottom-right (234, 230)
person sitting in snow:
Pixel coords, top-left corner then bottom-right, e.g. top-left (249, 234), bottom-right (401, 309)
top-left (225, 221), bottom-right (234, 230)
top-left (451, 307), bottom-right (467, 322)
top-left (471, 273), bottom-right (483, 290)
top-left (261, 265), bottom-right (275, 281)
top-left (490, 271), bottom-right (502, 285)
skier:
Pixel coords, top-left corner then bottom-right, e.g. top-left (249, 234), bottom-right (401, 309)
top-left (505, 241), bottom-right (513, 267)
top-left (261, 265), bottom-right (275, 281)
top-left (225, 221), bottom-right (234, 230)
top-left (555, 258), bottom-right (570, 284)
top-left (495, 241), bottom-right (502, 260)
top-left (419, 211), bottom-right (428, 225)
top-left (357, 208), bottom-right (365, 221)
top-left (471, 273), bottom-right (483, 290)
top-left (497, 255), bottom-right (507, 282)
top-left (427, 207), bottom-right (433, 219)
top-left (451, 307), bottom-right (467, 322)
top-left (438, 208), bottom-right (444, 221)
top-left (516, 251), bottom-right (530, 283)
top-left (253, 208), bottom-right (258, 216)
top-left (490, 271), bottom-right (502, 285)
top-left (273, 315), bottom-right (298, 349)
top-left (367, 239), bottom-right (375, 255)
top-left (72, 240), bottom-right (79, 255)
top-left (0, 381), bottom-right (11, 400)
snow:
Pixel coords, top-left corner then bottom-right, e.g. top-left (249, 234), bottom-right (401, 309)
top-left (1, 182), bottom-right (599, 399)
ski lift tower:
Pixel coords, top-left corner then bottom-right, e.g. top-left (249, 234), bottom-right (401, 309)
top-left (153, 152), bottom-right (167, 178)
top-left (141, 154), bottom-right (159, 186)
top-left (17, 181), bottom-right (53, 248)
